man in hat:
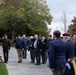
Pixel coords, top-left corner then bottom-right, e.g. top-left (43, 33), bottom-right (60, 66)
top-left (63, 33), bottom-right (75, 61)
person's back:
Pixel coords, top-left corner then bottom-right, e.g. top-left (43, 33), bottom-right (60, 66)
top-left (65, 40), bottom-right (75, 61)
top-left (49, 30), bottom-right (66, 75)
top-left (49, 38), bottom-right (66, 68)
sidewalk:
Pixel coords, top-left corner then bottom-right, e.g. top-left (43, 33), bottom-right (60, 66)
top-left (0, 46), bottom-right (53, 75)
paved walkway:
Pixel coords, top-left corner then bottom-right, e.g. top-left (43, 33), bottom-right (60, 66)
top-left (0, 46), bottom-right (53, 75)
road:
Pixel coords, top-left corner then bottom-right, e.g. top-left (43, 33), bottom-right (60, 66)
top-left (0, 46), bottom-right (53, 75)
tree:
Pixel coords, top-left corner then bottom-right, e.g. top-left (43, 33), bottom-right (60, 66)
top-left (0, 0), bottom-right (52, 40)
top-left (60, 11), bottom-right (67, 32)
top-left (68, 17), bottom-right (76, 34)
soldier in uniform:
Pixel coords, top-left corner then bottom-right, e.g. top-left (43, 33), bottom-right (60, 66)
top-left (63, 33), bottom-right (75, 61)
top-left (49, 30), bottom-right (66, 75)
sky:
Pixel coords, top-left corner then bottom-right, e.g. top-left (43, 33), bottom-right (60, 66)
top-left (46, 0), bottom-right (76, 34)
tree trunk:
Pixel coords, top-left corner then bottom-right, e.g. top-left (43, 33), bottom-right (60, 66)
top-left (11, 29), bottom-right (15, 42)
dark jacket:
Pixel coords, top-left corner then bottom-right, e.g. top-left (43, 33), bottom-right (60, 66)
top-left (41, 39), bottom-right (46, 51)
top-left (34, 38), bottom-right (42, 51)
top-left (46, 39), bottom-right (52, 50)
top-left (0, 38), bottom-right (10, 50)
top-left (65, 40), bottom-right (75, 61)
top-left (28, 39), bottom-right (34, 51)
top-left (74, 41), bottom-right (76, 56)
top-left (13, 38), bottom-right (23, 49)
top-left (49, 38), bottom-right (66, 69)
top-left (23, 38), bottom-right (28, 49)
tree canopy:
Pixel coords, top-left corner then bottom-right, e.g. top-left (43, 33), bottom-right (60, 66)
top-left (0, 0), bottom-right (52, 39)
top-left (68, 17), bottom-right (76, 34)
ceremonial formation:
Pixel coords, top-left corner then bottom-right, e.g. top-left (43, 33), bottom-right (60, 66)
top-left (0, 30), bottom-right (76, 75)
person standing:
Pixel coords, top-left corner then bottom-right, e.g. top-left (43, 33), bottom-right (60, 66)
top-left (28, 36), bottom-right (35, 63)
top-left (22, 34), bottom-right (28, 59)
top-left (41, 35), bottom-right (46, 64)
top-left (34, 34), bottom-right (42, 65)
top-left (63, 33), bottom-right (75, 61)
top-left (0, 34), bottom-right (10, 63)
top-left (49, 30), bottom-right (66, 75)
top-left (46, 35), bottom-right (52, 62)
top-left (13, 35), bottom-right (23, 63)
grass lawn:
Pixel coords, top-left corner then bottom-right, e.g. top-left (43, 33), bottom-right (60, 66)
top-left (0, 61), bottom-right (8, 75)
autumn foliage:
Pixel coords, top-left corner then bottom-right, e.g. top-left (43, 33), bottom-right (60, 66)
top-left (68, 17), bottom-right (76, 34)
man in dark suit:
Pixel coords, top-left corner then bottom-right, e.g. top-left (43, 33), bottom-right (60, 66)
top-left (63, 33), bottom-right (75, 61)
top-left (41, 35), bottom-right (46, 64)
top-left (34, 34), bottom-right (42, 65)
top-left (49, 30), bottom-right (66, 75)
top-left (0, 34), bottom-right (10, 63)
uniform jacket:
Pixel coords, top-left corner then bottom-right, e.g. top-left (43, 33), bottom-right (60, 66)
top-left (49, 38), bottom-right (66, 69)
top-left (65, 40), bottom-right (75, 61)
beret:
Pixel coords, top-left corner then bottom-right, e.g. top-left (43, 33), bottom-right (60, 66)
top-left (48, 35), bottom-right (52, 37)
top-left (63, 33), bottom-right (70, 36)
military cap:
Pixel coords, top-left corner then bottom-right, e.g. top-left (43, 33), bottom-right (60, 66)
top-left (48, 35), bottom-right (52, 37)
top-left (63, 33), bottom-right (70, 36)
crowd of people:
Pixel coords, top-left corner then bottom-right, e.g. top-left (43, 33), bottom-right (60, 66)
top-left (0, 30), bottom-right (76, 75)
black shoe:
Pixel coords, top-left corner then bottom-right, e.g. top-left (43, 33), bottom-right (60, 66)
top-left (30, 61), bottom-right (35, 63)
top-left (35, 63), bottom-right (40, 65)
top-left (35, 63), bottom-right (38, 65)
top-left (42, 62), bottom-right (46, 64)
top-left (23, 57), bottom-right (27, 59)
top-left (18, 61), bottom-right (22, 63)
top-left (5, 61), bottom-right (8, 63)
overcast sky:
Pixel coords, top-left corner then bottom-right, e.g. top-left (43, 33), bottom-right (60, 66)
top-left (46, 0), bottom-right (76, 34)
